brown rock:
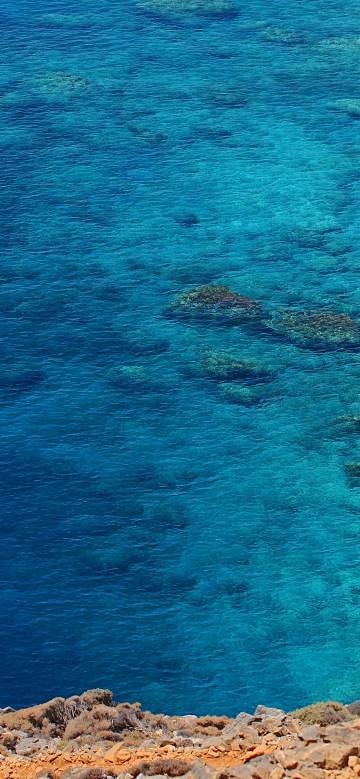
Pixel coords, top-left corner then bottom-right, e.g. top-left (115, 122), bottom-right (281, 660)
top-left (299, 726), bottom-right (321, 743)
top-left (254, 720), bottom-right (287, 738)
top-left (188, 759), bottom-right (217, 779)
top-left (291, 767), bottom-right (325, 779)
top-left (273, 749), bottom-right (298, 770)
top-left (321, 722), bottom-right (360, 744)
top-left (302, 742), bottom-right (358, 769)
top-left (253, 708), bottom-right (285, 720)
top-left (15, 736), bottom-right (49, 756)
top-left (222, 721), bottom-right (260, 746)
top-left (217, 768), bottom-right (253, 779)
top-left (348, 701), bottom-right (360, 717)
top-left (269, 769), bottom-right (284, 779)
top-left (247, 755), bottom-right (275, 779)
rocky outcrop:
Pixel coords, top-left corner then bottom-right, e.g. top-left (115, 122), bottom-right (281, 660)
top-left (166, 285), bottom-right (262, 325)
top-left (268, 310), bottom-right (360, 349)
top-left (2, 692), bottom-right (360, 778)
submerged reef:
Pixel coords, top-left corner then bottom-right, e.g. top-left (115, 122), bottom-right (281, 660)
top-left (317, 36), bottom-right (360, 53)
top-left (195, 350), bottom-right (273, 383)
top-left (0, 366), bottom-right (44, 398)
top-left (218, 382), bottom-right (271, 406)
top-left (333, 415), bottom-right (360, 435)
top-left (203, 83), bottom-right (250, 109)
top-left (330, 99), bottom-right (360, 117)
top-left (136, 0), bottom-right (236, 15)
top-left (167, 285), bottom-right (261, 325)
top-left (107, 365), bottom-right (149, 390)
top-left (260, 26), bottom-right (304, 45)
top-left (268, 310), bottom-right (360, 349)
top-left (31, 72), bottom-right (91, 98)
top-left (344, 463), bottom-right (360, 484)
top-left (2, 691), bottom-right (360, 778)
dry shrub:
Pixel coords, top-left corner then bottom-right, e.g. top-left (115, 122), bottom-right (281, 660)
top-left (64, 703), bottom-right (143, 741)
top-left (119, 731), bottom-right (148, 747)
top-left (76, 770), bottom-right (115, 779)
top-left (0, 730), bottom-right (18, 749)
top-left (0, 690), bottom-right (114, 739)
top-left (0, 696), bottom-right (85, 737)
top-left (130, 758), bottom-right (190, 777)
top-left (292, 701), bottom-right (353, 726)
top-left (80, 690), bottom-right (113, 708)
top-left (96, 730), bottom-right (122, 742)
top-left (64, 710), bottom-right (96, 740)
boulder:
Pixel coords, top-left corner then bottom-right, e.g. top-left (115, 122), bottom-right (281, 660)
top-left (15, 736), bottom-right (49, 755)
top-left (299, 725), bottom-right (321, 743)
top-left (301, 742), bottom-right (358, 769)
top-left (347, 700), bottom-right (360, 716)
top-left (273, 749), bottom-right (298, 769)
top-left (253, 707), bottom-right (285, 720)
top-left (291, 767), bottom-right (325, 779)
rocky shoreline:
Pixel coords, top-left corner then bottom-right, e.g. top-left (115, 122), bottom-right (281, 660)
top-left (1, 691), bottom-right (360, 778)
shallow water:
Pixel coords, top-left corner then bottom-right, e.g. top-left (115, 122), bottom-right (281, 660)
top-left (1, 0), bottom-right (360, 715)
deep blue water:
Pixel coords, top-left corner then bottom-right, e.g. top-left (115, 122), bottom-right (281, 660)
top-left (1, 0), bottom-right (360, 716)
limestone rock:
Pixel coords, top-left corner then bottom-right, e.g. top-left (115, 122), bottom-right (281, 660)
top-left (253, 707), bottom-right (285, 720)
top-left (299, 725), bottom-right (321, 743)
top-left (303, 741), bottom-right (358, 769)
top-left (15, 736), bottom-right (49, 755)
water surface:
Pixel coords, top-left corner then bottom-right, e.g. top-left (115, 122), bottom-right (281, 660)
top-left (1, 0), bottom-right (360, 715)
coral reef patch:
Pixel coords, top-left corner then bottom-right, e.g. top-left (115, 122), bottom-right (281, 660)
top-left (166, 286), bottom-right (262, 325)
top-left (268, 310), bottom-right (360, 350)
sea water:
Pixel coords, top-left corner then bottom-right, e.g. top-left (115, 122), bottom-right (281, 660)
top-left (1, 0), bottom-right (360, 715)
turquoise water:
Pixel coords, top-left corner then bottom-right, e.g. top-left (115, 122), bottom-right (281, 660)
top-left (1, 0), bottom-right (360, 715)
